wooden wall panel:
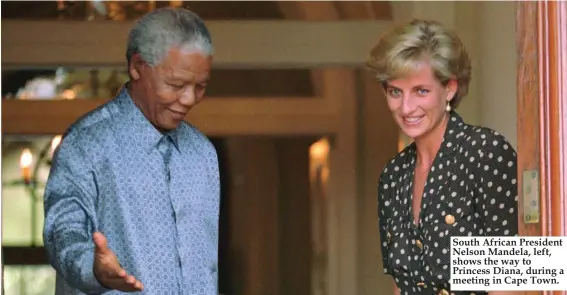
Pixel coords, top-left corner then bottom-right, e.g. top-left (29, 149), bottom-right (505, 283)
top-left (222, 136), bottom-right (315, 295)
top-left (206, 69), bottom-right (314, 98)
top-left (277, 138), bottom-right (313, 295)
top-left (224, 137), bottom-right (280, 295)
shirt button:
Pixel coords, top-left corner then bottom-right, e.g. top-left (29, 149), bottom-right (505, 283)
top-left (445, 214), bottom-right (455, 225)
top-left (416, 239), bottom-right (423, 249)
top-left (416, 282), bottom-right (426, 287)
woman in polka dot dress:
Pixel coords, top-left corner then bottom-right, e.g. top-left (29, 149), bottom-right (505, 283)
top-left (366, 19), bottom-right (518, 295)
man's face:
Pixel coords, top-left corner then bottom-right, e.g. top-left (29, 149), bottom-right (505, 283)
top-left (129, 47), bottom-right (212, 131)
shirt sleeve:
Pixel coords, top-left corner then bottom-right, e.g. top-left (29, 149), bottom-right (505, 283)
top-left (43, 139), bottom-right (110, 294)
top-left (378, 169), bottom-right (393, 275)
top-left (474, 136), bottom-right (519, 236)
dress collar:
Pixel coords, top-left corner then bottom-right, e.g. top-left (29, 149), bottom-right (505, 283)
top-left (406, 110), bottom-right (465, 159)
top-left (436, 110), bottom-right (465, 159)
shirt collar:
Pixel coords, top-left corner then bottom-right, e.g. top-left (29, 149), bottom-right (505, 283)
top-left (114, 84), bottom-right (181, 154)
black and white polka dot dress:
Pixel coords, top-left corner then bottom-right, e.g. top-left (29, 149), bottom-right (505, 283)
top-left (377, 112), bottom-right (518, 295)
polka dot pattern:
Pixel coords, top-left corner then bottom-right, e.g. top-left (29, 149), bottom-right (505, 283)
top-left (43, 85), bottom-right (220, 295)
top-left (377, 112), bottom-right (518, 295)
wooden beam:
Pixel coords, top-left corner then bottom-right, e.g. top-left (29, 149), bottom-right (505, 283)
top-left (321, 69), bottom-right (359, 295)
top-left (2, 247), bottom-right (48, 265)
top-left (1, 97), bottom-right (338, 136)
top-left (335, 2), bottom-right (385, 20)
top-left (1, 20), bottom-right (392, 68)
top-left (279, 2), bottom-right (340, 20)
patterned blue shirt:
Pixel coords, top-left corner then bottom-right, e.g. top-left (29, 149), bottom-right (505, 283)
top-left (43, 86), bottom-right (220, 295)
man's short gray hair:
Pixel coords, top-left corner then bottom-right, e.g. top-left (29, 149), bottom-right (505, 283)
top-left (126, 7), bottom-right (214, 67)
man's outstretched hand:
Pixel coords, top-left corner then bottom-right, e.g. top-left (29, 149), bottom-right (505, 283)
top-left (93, 232), bottom-right (144, 292)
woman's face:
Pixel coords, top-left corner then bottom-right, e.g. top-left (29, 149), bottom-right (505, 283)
top-left (384, 63), bottom-right (457, 141)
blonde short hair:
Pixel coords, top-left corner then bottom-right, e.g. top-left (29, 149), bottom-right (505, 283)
top-left (366, 19), bottom-right (471, 108)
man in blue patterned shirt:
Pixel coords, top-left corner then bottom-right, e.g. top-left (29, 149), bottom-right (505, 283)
top-left (43, 7), bottom-right (220, 294)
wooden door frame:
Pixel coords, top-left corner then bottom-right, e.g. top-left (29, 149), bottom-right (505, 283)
top-left (517, 1), bottom-right (567, 294)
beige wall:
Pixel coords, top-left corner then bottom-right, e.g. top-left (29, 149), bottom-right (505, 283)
top-left (476, 1), bottom-right (518, 149)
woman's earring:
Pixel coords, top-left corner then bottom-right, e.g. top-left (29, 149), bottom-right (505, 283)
top-left (445, 101), bottom-right (452, 112)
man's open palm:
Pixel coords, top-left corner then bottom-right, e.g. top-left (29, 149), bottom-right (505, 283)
top-left (93, 232), bottom-right (144, 292)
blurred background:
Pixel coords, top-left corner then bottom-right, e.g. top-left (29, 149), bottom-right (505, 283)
top-left (1, 1), bottom-right (518, 294)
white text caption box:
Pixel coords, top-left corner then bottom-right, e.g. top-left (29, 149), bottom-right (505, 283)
top-left (450, 237), bottom-right (567, 291)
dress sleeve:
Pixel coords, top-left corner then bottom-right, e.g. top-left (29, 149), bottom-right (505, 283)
top-left (378, 169), bottom-right (393, 275)
top-left (474, 136), bottom-right (519, 236)
top-left (43, 138), bottom-right (110, 294)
